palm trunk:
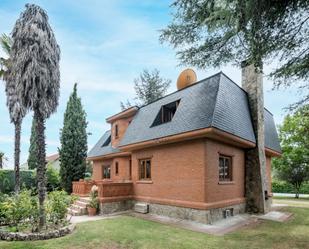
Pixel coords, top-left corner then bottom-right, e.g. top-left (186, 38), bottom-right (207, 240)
top-left (14, 121), bottom-right (21, 193)
top-left (35, 110), bottom-right (47, 230)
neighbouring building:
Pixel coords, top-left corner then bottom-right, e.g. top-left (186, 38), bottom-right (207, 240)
top-left (72, 69), bottom-right (281, 224)
top-left (20, 153), bottom-right (60, 171)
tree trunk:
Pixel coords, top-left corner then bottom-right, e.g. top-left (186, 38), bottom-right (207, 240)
top-left (0, 156), bottom-right (3, 169)
top-left (34, 110), bottom-right (47, 230)
top-left (14, 121), bottom-right (21, 193)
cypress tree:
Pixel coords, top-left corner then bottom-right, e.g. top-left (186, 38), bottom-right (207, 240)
top-left (59, 83), bottom-right (88, 193)
top-left (28, 117), bottom-right (38, 170)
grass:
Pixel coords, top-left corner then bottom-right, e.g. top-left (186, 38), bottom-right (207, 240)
top-left (0, 206), bottom-right (309, 249)
top-left (273, 196), bottom-right (309, 208)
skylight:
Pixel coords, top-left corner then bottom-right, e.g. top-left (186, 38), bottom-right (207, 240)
top-left (102, 135), bottom-right (111, 147)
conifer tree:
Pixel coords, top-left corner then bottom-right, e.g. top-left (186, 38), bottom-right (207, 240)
top-left (59, 83), bottom-right (88, 193)
top-left (28, 117), bottom-right (38, 169)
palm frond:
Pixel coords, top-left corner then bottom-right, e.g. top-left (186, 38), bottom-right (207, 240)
top-left (0, 33), bottom-right (12, 56)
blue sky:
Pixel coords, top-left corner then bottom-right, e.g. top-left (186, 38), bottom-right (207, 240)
top-left (0, 0), bottom-right (302, 168)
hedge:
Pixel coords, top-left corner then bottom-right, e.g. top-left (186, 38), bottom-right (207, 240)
top-left (0, 168), bottom-right (61, 194)
top-left (272, 180), bottom-right (309, 194)
top-left (0, 170), bottom-right (36, 194)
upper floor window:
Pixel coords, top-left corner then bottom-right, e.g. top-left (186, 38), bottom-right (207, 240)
top-left (152, 100), bottom-right (180, 127)
top-left (115, 162), bottom-right (119, 175)
top-left (139, 159), bottom-right (151, 180)
top-left (219, 155), bottom-right (232, 181)
top-left (103, 165), bottom-right (111, 179)
top-left (115, 124), bottom-right (119, 138)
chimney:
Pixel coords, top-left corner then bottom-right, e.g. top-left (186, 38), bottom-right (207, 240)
top-left (241, 62), bottom-right (270, 213)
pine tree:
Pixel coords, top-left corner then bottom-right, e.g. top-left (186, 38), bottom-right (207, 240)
top-left (28, 117), bottom-right (38, 169)
top-left (134, 69), bottom-right (171, 105)
top-left (59, 83), bottom-right (88, 193)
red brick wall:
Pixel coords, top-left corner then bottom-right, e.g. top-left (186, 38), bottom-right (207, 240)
top-left (131, 139), bottom-right (206, 203)
top-left (204, 139), bottom-right (245, 203)
top-left (111, 117), bottom-right (133, 147)
top-left (92, 157), bottom-right (131, 181)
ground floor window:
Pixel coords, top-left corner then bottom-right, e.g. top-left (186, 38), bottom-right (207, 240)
top-left (103, 165), bottom-right (111, 179)
top-left (139, 159), bottom-right (151, 180)
top-left (219, 155), bottom-right (232, 181)
top-left (115, 162), bottom-right (119, 175)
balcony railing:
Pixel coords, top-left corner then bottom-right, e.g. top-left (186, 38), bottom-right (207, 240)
top-left (72, 180), bottom-right (133, 200)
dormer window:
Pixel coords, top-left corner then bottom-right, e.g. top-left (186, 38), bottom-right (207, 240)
top-left (152, 100), bottom-right (180, 127)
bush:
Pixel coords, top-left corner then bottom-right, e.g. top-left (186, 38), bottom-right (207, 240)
top-left (0, 168), bottom-right (62, 194)
top-left (46, 164), bottom-right (61, 192)
top-left (45, 190), bottom-right (76, 226)
top-left (0, 190), bottom-right (38, 231)
top-left (0, 190), bottom-right (75, 232)
top-left (272, 180), bottom-right (309, 194)
top-left (0, 170), bottom-right (36, 194)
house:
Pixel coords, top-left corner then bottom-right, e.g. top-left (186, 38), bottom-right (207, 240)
top-left (72, 68), bottom-right (281, 224)
top-left (20, 153), bottom-right (60, 171)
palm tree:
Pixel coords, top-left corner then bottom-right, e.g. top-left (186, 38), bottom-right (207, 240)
top-left (0, 34), bottom-right (26, 193)
top-left (9, 4), bottom-right (60, 229)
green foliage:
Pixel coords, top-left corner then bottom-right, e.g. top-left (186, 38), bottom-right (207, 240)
top-left (161, 0), bottom-right (309, 109)
top-left (273, 105), bottom-right (309, 197)
top-left (0, 169), bottom-right (61, 194)
top-left (45, 190), bottom-right (75, 225)
top-left (272, 180), bottom-right (309, 194)
top-left (46, 164), bottom-right (61, 192)
top-left (0, 170), bottom-right (36, 194)
top-left (0, 190), bottom-right (74, 231)
top-left (27, 117), bottom-right (38, 169)
top-left (121, 69), bottom-right (171, 109)
top-left (134, 69), bottom-right (171, 106)
top-left (59, 83), bottom-right (88, 193)
top-left (88, 189), bottom-right (99, 209)
top-left (0, 190), bottom-right (39, 231)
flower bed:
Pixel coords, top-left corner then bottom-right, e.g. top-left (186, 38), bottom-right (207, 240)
top-left (0, 224), bottom-right (75, 241)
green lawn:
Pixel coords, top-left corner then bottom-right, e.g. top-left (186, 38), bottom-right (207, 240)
top-left (0, 207), bottom-right (309, 249)
top-left (273, 196), bottom-right (309, 208)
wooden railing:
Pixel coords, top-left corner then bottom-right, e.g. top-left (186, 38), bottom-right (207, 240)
top-left (72, 180), bottom-right (95, 196)
top-left (72, 180), bottom-right (133, 199)
top-left (97, 182), bottom-right (133, 198)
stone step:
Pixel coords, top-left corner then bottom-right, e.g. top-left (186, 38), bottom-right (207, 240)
top-left (134, 203), bottom-right (149, 214)
top-left (75, 200), bottom-right (88, 208)
top-left (67, 208), bottom-right (83, 216)
top-left (78, 197), bottom-right (91, 204)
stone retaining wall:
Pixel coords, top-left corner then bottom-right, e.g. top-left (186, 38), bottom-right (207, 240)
top-left (147, 202), bottom-right (246, 224)
top-left (0, 224), bottom-right (75, 241)
top-left (100, 200), bottom-right (134, 215)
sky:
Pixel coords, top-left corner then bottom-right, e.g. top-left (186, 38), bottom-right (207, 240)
top-left (0, 0), bottom-right (303, 168)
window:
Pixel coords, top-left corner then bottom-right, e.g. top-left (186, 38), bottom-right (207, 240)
top-left (139, 159), bottom-right (151, 180)
top-left (115, 162), bottom-right (119, 175)
top-left (115, 124), bottom-right (119, 138)
top-left (103, 165), bottom-right (111, 179)
top-left (102, 135), bottom-right (111, 147)
top-left (151, 100), bottom-right (180, 126)
top-left (219, 155), bottom-right (232, 181)
top-left (129, 159), bottom-right (132, 179)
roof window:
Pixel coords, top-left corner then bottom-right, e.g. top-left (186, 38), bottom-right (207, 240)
top-left (151, 100), bottom-right (180, 127)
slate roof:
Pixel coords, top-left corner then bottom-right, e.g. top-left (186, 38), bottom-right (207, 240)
top-left (88, 130), bottom-right (120, 158)
top-left (88, 72), bottom-right (281, 158)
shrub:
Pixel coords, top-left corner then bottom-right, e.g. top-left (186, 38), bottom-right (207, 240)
top-left (0, 168), bottom-right (62, 194)
top-left (0, 190), bottom-right (38, 231)
top-left (272, 180), bottom-right (309, 194)
top-left (0, 190), bottom-right (75, 231)
top-left (45, 190), bottom-right (76, 226)
top-left (0, 170), bottom-right (36, 194)
top-left (46, 164), bottom-right (61, 191)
